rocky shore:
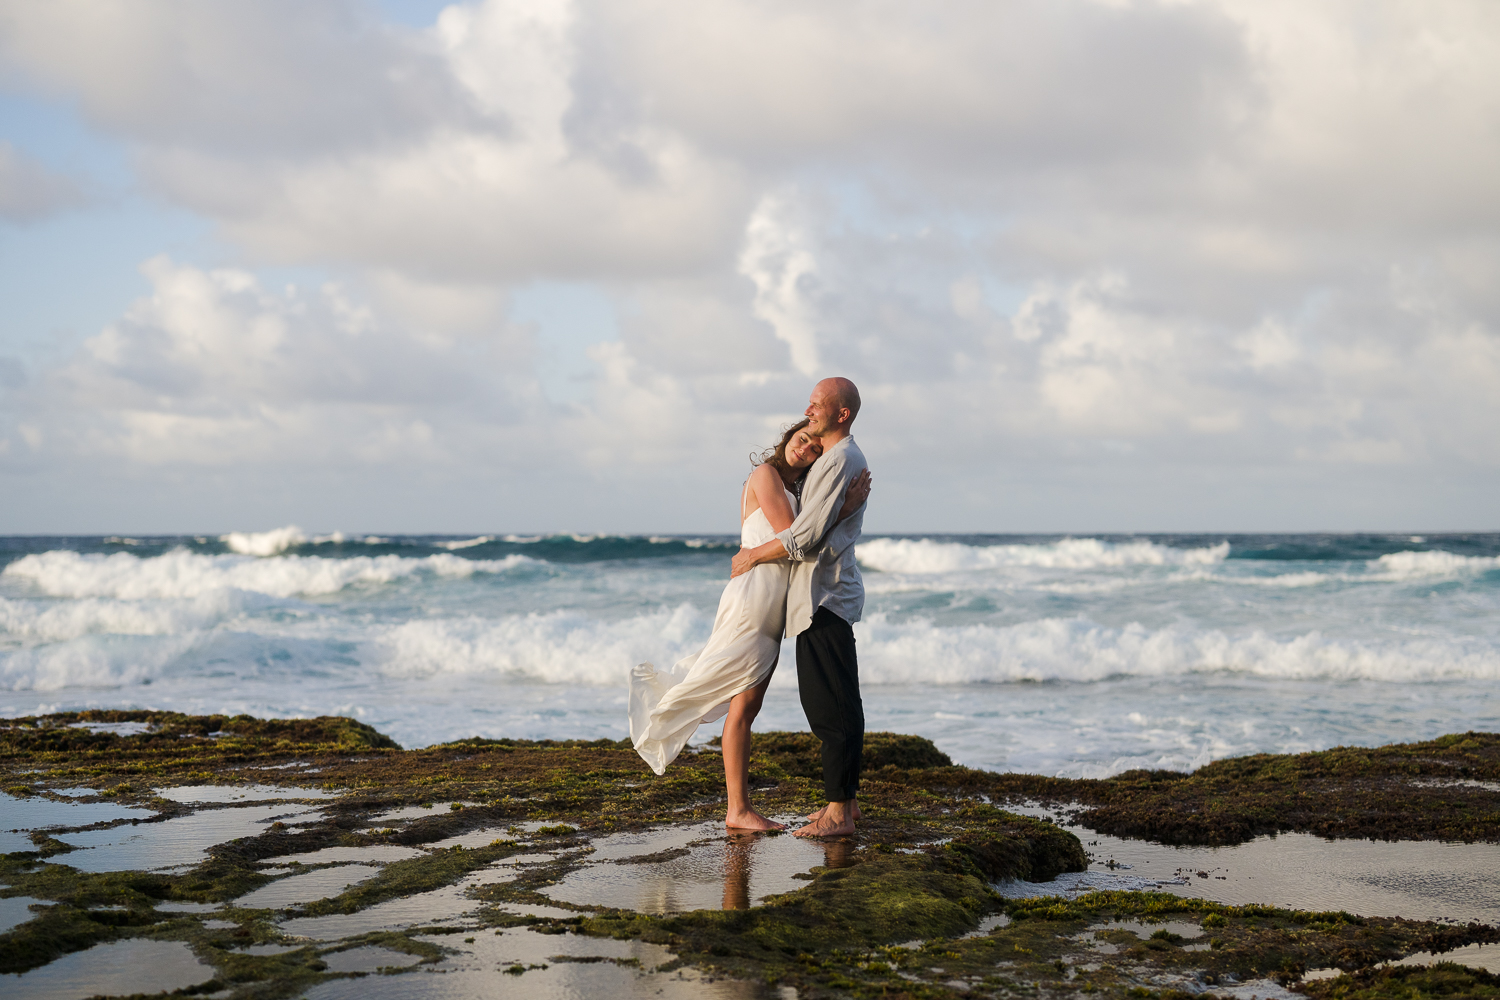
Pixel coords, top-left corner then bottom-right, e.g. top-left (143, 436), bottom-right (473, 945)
top-left (3, 711), bottom-right (1499, 999)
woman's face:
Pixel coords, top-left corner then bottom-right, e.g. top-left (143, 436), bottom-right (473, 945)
top-left (785, 429), bottom-right (824, 469)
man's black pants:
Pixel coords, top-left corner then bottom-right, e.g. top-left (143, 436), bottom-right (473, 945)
top-left (796, 607), bottom-right (864, 801)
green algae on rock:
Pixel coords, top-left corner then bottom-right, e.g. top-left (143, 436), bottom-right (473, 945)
top-left (922, 731), bottom-right (1500, 846)
top-left (583, 881), bottom-right (1500, 998)
top-left (1, 710), bottom-right (400, 755)
top-left (5, 713), bottom-right (1500, 999)
top-left (1301, 962), bottom-right (1500, 1000)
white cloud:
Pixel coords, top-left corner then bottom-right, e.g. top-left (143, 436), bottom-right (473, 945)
top-left (573, 0), bottom-right (1251, 171)
top-left (0, 0), bottom-right (474, 155)
top-left (738, 193), bottom-right (822, 376)
top-left (1235, 319), bottom-right (1300, 371)
top-left (2, 0), bottom-right (1499, 529)
top-left (4, 256), bottom-right (533, 468)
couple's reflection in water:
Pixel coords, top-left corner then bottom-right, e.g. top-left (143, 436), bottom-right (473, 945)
top-left (722, 831), bottom-right (856, 910)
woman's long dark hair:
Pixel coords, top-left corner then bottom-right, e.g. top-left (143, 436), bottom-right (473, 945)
top-left (751, 418), bottom-right (813, 487)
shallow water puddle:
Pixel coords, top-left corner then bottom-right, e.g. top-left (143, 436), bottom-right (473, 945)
top-left (367, 804), bottom-right (443, 823)
top-left (543, 820), bottom-right (833, 914)
top-left (488, 901), bottom-right (582, 919)
top-left (154, 899), bottom-right (221, 913)
top-left (54, 802), bottom-right (323, 872)
top-left (281, 844), bottom-right (427, 864)
top-left (67, 721), bottom-right (154, 737)
top-left (1080, 917), bottom-right (1212, 952)
top-left (1090, 918), bottom-right (1205, 939)
top-left (1001, 805), bottom-right (1500, 924)
top-left (237, 942), bottom-right (307, 956)
top-left (1, 790), bottom-right (154, 834)
top-left (995, 868), bottom-right (1187, 900)
top-left (426, 826), bottom-right (523, 850)
top-left (1303, 943), bottom-right (1500, 980)
top-left (322, 945), bottom-right (423, 973)
top-left (959, 913), bottom-right (1012, 939)
top-left (299, 926), bottom-right (792, 999)
top-left (276, 859), bottom-right (558, 941)
top-left (280, 882), bottom-right (480, 939)
top-left (1172, 976), bottom-right (1302, 1000)
top-left (156, 783), bottom-right (339, 803)
top-left (0, 829), bottom-right (34, 853)
top-left (0, 938), bottom-right (214, 999)
top-left (1386, 943), bottom-right (1500, 975)
top-left (235, 864), bottom-right (382, 909)
top-left (367, 803), bottom-right (481, 825)
top-left (0, 894), bottom-right (45, 933)
top-left (496, 851), bottom-right (561, 866)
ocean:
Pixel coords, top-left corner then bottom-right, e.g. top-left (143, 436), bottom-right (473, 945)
top-left (2, 529), bottom-right (1497, 777)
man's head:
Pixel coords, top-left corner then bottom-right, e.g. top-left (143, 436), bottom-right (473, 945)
top-left (804, 377), bottom-right (861, 439)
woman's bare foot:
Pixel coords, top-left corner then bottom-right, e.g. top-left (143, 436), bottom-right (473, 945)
top-left (794, 803), bottom-right (856, 838)
top-left (726, 808), bottom-right (786, 831)
top-left (805, 802), bottom-right (863, 823)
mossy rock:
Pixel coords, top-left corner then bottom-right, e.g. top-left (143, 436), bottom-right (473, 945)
top-left (734, 730), bottom-right (952, 780)
top-left (588, 850), bottom-right (991, 961)
top-left (0, 710), bottom-right (400, 753)
top-left (8, 711), bottom-right (1500, 999)
top-left (438, 736), bottom-right (631, 750)
top-left (932, 822), bottom-right (1088, 883)
top-left (1302, 962), bottom-right (1500, 1000)
top-left (932, 731), bottom-right (1500, 845)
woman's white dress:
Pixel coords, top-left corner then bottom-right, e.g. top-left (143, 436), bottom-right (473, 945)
top-left (629, 487), bottom-right (796, 774)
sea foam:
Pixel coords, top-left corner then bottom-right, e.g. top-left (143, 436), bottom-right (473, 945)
top-left (855, 537), bottom-right (1229, 573)
top-left (0, 592), bottom-right (252, 642)
top-left (853, 615), bottom-right (1500, 684)
top-left (2, 549), bottom-right (537, 600)
top-left (344, 612), bottom-right (1500, 686)
top-left (1372, 550), bottom-right (1500, 578)
top-left (8, 580), bottom-right (1498, 692)
top-left (0, 631), bottom-right (203, 691)
top-left (221, 526), bottom-right (312, 556)
top-left (369, 605), bottom-right (709, 685)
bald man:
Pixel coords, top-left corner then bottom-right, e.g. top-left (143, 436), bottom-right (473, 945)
top-left (731, 377), bottom-right (869, 837)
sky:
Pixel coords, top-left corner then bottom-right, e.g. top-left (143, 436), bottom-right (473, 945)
top-left (1, 0), bottom-right (1497, 535)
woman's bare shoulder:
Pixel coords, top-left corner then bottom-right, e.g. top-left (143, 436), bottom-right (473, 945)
top-left (748, 463), bottom-right (781, 489)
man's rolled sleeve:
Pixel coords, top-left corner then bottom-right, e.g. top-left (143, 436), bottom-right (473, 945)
top-left (776, 509), bottom-right (828, 562)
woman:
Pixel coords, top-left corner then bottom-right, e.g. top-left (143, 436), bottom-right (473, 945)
top-left (629, 420), bottom-right (871, 830)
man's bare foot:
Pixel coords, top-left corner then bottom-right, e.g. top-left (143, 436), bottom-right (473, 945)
top-left (805, 802), bottom-right (862, 823)
top-left (794, 801), bottom-right (856, 838)
top-left (726, 808), bottom-right (786, 831)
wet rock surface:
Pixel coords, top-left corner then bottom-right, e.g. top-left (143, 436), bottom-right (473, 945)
top-left (961, 731), bottom-right (1500, 846)
top-left (0, 710), bottom-right (1497, 999)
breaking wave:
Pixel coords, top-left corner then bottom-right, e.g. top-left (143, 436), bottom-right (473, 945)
top-left (356, 611), bottom-right (1500, 687)
top-left (15, 607), bottom-right (1487, 693)
top-left (851, 615), bottom-right (1500, 684)
top-left (388, 614), bottom-right (1483, 687)
top-left (2, 549), bottom-right (538, 600)
top-left (368, 606), bottom-right (711, 685)
top-left (1371, 550), bottom-right (1500, 579)
top-left (221, 526), bottom-right (313, 556)
top-left (855, 537), bottom-right (1230, 574)
top-left (0, 592), bottom-right (256, 642)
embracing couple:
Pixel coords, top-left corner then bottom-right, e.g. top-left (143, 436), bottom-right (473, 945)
top-left (629, 377), bottom-right (872, 838)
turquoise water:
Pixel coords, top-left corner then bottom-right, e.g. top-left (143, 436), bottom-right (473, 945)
top-left (2, 530), bottom-right (1498, 775)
